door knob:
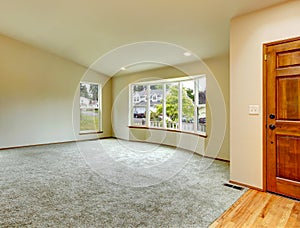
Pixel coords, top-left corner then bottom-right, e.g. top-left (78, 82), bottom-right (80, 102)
top-left (269, 124), bottom-right (276, 130)
top-left (269, 114), bottom-right (275, 119)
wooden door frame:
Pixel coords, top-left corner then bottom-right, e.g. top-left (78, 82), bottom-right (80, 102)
top-left (263, 36), bottom-right (300, 192)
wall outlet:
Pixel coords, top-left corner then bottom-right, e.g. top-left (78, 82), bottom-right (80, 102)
top-left (249, 105), bottom-right (259, 115)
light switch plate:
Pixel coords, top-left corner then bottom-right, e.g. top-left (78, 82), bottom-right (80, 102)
top-left (249, 105), bottom-right (259, 115)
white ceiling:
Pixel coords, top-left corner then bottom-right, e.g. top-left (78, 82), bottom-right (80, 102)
top-left (0, 0), bottom-right (287, 75)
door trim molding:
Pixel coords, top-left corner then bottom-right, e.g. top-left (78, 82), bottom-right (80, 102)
top-left (262, 36), bottom-right (300, 192)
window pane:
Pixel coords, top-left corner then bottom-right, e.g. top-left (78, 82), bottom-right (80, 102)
top-left (198, 77), bottom-right (206, 105)
top-left (182, 81), bottom-right (195, 132)
top-left (197, 106), bottom-right (206, 132)
top-left (197, 78), bottom-right (206, 132)
top-left (132, 85), bottom-right (147, 126)
top-left (166, 83), bottom-right (179, 130)
top-left (80, 109), bottom-right (99, 131)
top-left (80, 82), bottom-right (100, 132)
top-left (149, 84), bottom-right (163, 128)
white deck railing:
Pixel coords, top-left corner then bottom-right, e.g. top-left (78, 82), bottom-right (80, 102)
top-left (133, 119), bottom-right (206, 133)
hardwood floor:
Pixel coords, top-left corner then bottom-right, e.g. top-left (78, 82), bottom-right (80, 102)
top-left (210, 189), bottom-right (300, 227)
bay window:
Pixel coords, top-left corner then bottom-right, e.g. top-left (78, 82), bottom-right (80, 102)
top-left (129, 75), bottom-right (206, 135)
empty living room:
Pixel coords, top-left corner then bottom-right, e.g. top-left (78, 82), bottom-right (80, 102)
top-left (1, 0), bottom-right (300, 227)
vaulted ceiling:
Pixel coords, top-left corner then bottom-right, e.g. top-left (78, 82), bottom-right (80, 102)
top-left (0, 0), bottom-right (287, 75)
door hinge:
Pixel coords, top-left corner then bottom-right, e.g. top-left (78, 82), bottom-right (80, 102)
top-left (264, 54), bottom-right (267, 61)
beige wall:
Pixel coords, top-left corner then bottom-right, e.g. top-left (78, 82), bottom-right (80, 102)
top-left (230, 1), bottom-right (300, 189)
top-left (204, 55), bottom-right (229, 160)
top-left (112, 55), bottom-right (229, 160)
top-left (0, 34), bottom-right (112, 148)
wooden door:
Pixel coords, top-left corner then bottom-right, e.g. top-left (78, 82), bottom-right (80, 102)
top-left (265, 37), bottom-right (300, 200)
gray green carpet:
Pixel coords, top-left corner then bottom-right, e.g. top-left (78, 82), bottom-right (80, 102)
top-left (0, 138), bottom-right (246, 227)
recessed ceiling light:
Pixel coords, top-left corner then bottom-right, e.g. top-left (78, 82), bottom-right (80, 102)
top-left (120, 67), bottom-right (126, 71)
top-left (183, 52), bottom-right (192, 57)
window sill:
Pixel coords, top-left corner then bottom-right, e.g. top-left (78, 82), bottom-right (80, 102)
top-left (79, 131), bottom-right (103, 135)
top-left (128, 126), bottom-right (207, 138)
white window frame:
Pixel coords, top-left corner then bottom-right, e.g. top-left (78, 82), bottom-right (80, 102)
top-left (79, 82), bottom-right (102, 134)
top-left (129, 75), bottom-right (206, 135)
